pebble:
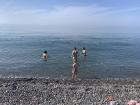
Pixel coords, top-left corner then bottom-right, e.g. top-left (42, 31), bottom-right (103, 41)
top-left (0, 78), bottom-right (139, 105)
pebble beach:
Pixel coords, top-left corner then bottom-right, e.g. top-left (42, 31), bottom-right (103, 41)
top-left (0, 78), bottom-right (140, 105)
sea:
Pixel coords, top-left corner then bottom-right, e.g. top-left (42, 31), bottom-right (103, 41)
top-left (0, 32), bottom-right (140, 79)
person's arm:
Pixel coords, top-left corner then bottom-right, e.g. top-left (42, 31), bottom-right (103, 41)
top-left (72, 51), bottom-right (74, 57)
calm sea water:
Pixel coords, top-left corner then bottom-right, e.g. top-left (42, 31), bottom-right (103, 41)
top-left (0, 33), bottom-right (140, 79)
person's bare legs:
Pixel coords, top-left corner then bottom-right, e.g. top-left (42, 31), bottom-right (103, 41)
top-left (72, 71), bottom-right (75, 80)
top-left (72, 73), bottom-right (76, 80)
top-left (74, 73), bottom-right (77, 80)
top-left (72, 57), bottom-right (77, 63)
top-left (72, 62), bottom-right (77, 80)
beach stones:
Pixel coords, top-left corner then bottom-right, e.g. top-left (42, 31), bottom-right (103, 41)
top-left (0, 78), bottom-right (140, 105)
top-left (109, 101), bottom-right (121, 105)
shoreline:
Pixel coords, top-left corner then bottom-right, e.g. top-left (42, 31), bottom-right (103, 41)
top-left (0, 78), bottom-right (140, 105)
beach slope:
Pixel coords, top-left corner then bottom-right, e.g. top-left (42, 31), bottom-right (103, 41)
top-left (0, 78), bottom-right (140, 105)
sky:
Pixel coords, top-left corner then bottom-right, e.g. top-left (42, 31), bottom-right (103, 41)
top-left (0, 0), bottom-right (140, 33)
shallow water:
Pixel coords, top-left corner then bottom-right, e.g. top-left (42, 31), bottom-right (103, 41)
top-left (0, 33), bottom-right (140, 79)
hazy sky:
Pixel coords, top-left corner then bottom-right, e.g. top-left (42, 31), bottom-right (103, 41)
top-left (0, 0), bottom-right (140, 33)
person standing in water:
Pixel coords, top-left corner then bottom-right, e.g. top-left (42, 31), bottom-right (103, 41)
top-left (72, 47), bottom-right (78, 63)
top-left (71, 47), bottom-right (78, 80)
top-left (42, 50), bottom-right (48, 60)
top-left (81, 47), bottom-right (87, 56)
top-left (81, 47), bottom-right (87, 63)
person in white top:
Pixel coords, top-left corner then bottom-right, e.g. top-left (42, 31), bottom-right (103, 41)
top-left (42, 50), bottom-right (48, 60)
top-left (81, 47), bottom-right (87, 56)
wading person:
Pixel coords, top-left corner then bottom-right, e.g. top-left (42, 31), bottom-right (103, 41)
top-left (81, 47), bottom-right (87, 56)
top-left (81, 47), bottom-right (87, 63)
top-left (42, 50), bottom-right (48, 60)
top-left (71, 47), bottom-right (78, 80)
top-left (72, 47), bottom-right (78, 63)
